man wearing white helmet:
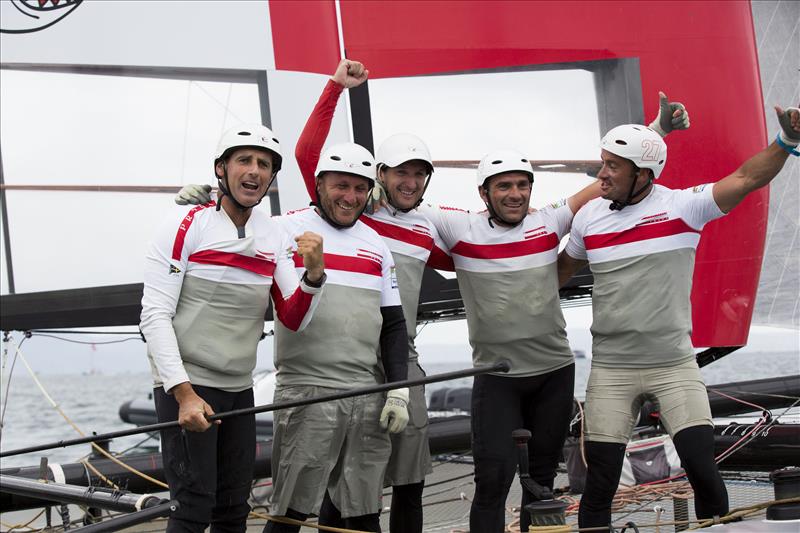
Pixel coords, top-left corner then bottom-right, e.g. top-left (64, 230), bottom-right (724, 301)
top-left (262, 86), bottom-right (411, 530)
top-left (140, 124), bottom-right (326, 533)
top-left (558, 106), bottom-right (800, 531)
top-left (290, 59), bottom-right (451, 533)
top-left (174, 126), bottom-right (406, 530)
top-left (412, 147), bottom-right (599, 532)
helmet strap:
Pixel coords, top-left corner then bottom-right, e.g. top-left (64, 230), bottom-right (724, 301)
top-left (481, 178), bottom-right (530, 228)
top-left (377, 164), bottom-right (433, 214)
top-left (609, 169), bottom-right (652, 211)
top-left (216, 163), bottom-right (274, 213)
top-left (313, 181), bottom-right (364, 230)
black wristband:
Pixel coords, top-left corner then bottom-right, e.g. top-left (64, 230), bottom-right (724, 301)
top-left (302, 272), bottom-right (326, 288)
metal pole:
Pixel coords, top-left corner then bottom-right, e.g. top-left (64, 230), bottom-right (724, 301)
top-left (0, 144), bottom-right (15, 293)
top-left (0, 361), bottom-right (509, 458)
top-left (76, 500), bottom-right (179, 533)
top-left (0, 475), bottom-right (163, 513)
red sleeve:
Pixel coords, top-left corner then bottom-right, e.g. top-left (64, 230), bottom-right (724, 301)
top-left (296, 79), bottom-right (345, 201)
top-left (427, 244), bottom-right (455, 271)
top-left (270, 282), bottom-right (315, 331)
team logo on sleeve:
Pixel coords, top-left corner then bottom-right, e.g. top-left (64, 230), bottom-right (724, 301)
top-left (390, 266), bottom-right (398, 289)
top-left (169, 264), bottom-right (181, 275)
top-left (692, 184), bottom-right (708, 193)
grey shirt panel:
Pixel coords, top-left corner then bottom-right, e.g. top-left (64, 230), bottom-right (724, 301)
top-left (457, 264), bottom-right (573, 376)
top-left (274, 284), bottom-right (383, 388)
top-left (392, 252), bottom-right (426, 362)
top-left (590, 248), bottom-right (696, 368)
top-left (147, 274), bottom-right (268, 392)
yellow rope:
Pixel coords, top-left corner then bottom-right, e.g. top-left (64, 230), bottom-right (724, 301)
top-left (0, 509), bottom-right (45, 531)
top-left (11, 340), bottom-right (168, 490)
top-left (248, 509), bottom-right (374, 532)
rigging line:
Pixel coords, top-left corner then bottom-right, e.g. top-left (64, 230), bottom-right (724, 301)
top-left (599, 482), bottom-right (695, 523)
top-left (0, 335), bottom-right (27, 436)
top-left (712, 389), bottom-right (800, 401)
top-left (715, 397), bottom-right (800, 464)
top-left (30, 329), bottom-right (142, 336)
top-left (0, 509), bottom-right (46, 532)
top-left (29, 333), bottom-right (142, 345)
top-left (10, 342), bottom-right (169, 489)
top-left (707, 388), bottom-right (769, 412)
top-left (616, 403), bottom-right (793, 498)
top-left (179, 80), bottom-right (192, 183)
top-left (114, 431), bottom-right (160, 455)
top-left (715, 415), bottom-right (769, 464)
top-left (189, 80), bottom-right (246, 129)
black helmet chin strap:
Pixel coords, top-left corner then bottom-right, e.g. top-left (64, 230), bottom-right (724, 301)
top-left (484, 193), bottom-right (525, 228)
top-left (313, 182), bottom-right (367, 230)
top-left (609, 169), bottom-right (652, 211)
top-left (377, 164), bottom-right (433, 215)
top-left (482, 176), bottom-right (532, 228)
top-left (215, 163), bottom-right (275, 213)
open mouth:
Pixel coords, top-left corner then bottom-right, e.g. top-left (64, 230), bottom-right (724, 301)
top-left (241, 181), bottom-right (260, 191)
top-left (335, 202), bottom-right (356, 211)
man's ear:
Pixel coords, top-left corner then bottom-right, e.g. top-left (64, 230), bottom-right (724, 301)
top-left (215, 160), bottom-right (226, 179)
top-left (478, 184), bottom-right (489, 204)
top-left (635, 167), bottom-right (651, 184)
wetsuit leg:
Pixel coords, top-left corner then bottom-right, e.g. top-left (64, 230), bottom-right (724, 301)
top-left (344, 513), bottom-right (382, 532)
top-left (318, 490), bottom-right (345, 527)
top-left (262, 508), bottom-right (308, 533)
top-left (519, 364), bottom-right (575, 531)
top-left (390, 481), bottom-right (424, 533)
top-left (211, 388), bottom-right (256, 533)
top-left (155, 386), bottom-right (220, 533)
top-left (578, 441), bottom-right (626, 532)
top-left (470, 374), bottom-right (524, 533)
top-left (672, 425), bottom-right (729, 519)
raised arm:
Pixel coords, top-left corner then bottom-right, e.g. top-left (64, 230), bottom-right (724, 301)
top-left (712, 106), bottom-right (799, 214)
top-left (296, 59), bottom-right (368, 199)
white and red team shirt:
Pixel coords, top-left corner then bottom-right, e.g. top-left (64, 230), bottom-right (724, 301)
top-left (272, 208), bottom-right (402, 388)
top-left (419, 201), bottom-right (575, 377)
top-left (565, 184), bottom-right (725, 368)
top-left (296, 79), bottom-right (453, 366)
top-left (140, 202), bottom-right (323, 393)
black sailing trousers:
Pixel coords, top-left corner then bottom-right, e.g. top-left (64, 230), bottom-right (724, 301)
top-left (154, 385), bottom-right (256, 533)
top-left (469, 364), bottom-right (575, 533)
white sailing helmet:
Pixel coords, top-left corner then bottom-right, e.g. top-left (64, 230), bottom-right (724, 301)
top-left (315, 142), bottom-right (376, 184)
top-left (376, 133), bottom-right (434, 174)
top-left (477, 149), bottom-right (534, 187)
top-left (214, 123), bottom-right (282, 172)
top-left (600, 124), bottom-right (667, 179)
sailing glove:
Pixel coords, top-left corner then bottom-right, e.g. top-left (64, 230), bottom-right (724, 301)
top-left (175, 184), bottom-right (212, 205)
top-left (365, 180), bottom-right (389, 215)
top-left (648, 92), bottom-right (690, 137)
top-left (380, 387), bottom-right (410, 433)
